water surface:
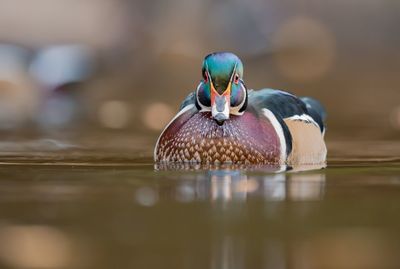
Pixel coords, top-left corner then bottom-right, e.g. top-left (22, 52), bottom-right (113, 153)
top-left (0, 136), bottom-right (398, 269)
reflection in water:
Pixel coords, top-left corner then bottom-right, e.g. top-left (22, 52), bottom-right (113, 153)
top-left (263, 173), bottom-right (286, 201)
top-left (289, 173), bottom-right (326, 201)
top-left (210, 170), bottom-right (247, 203)
top-left (155, 162), bottom-right (287, 171)
top-left (175, 184), bottom-right (195, 203)
top-left (211, 236), bottom-right (244, 269)
top-left (209, 169), bottom-right (325, 203)
top-left (154, 163), bottom-right (326, 204)
top-left (0, 160), bottom-right (398, 269)
top-left (263, 240), bottom-right (287, 269)
top-left (135, 186), bottom-right (159, 207)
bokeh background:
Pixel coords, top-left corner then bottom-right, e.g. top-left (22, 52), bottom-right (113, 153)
top-left (0, 0), bottom-right (399, 144)
top-left (0, 2), bottom-right (399, 269)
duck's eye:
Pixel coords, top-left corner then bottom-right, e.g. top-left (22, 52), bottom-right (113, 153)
top-left (233, 73), bottom-right (240, 84)
top-left (203, 72), bottom-right (209, 83)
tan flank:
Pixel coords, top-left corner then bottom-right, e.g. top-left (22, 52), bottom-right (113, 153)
top-left (284, 119), bottom-right (327, 165)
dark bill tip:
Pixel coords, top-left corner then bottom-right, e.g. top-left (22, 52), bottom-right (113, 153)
top-left (214, 112), bottom-right (228, 126)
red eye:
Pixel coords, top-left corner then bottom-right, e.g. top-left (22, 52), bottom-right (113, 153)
top-left (204, 72), bottom-right (209, 83)
top-left (233, 73), bottom-right (240, 84)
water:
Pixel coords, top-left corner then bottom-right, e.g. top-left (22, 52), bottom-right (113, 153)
top-left (0, 136), bottom-right (398, 269)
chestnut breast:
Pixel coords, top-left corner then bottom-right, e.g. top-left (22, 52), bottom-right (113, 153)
top-left (155, 110), bottom-right (282, 164)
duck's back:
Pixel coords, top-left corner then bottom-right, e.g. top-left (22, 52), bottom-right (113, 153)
top-left (249, 89), bottom-right (327, 165)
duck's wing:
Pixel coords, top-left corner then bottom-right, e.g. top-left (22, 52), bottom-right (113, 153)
top-left (299, 96), bottom-right (326, 133)
top-left (249, 89), bottom-right (327, 164)
top-left (179, 91), bottom-right (200, 111)
top-left (249, 89), bottom-right (326, 132)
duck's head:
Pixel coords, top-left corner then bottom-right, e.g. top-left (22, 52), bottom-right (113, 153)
top-left (195, 52), bottom-right (248, 125)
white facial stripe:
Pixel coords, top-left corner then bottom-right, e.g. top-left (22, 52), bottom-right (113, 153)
top-left (196, 82), bottom-right (211, 112)
top-left (229, 83), bottom-right (247, 116)
top-left (229, 63), bottom-right (238, 82)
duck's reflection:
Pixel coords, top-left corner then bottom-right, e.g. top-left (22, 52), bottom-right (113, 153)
top-left (211, 236), bottom-right (245, 269)
top-left (155, 163), bottom-right (326, 202)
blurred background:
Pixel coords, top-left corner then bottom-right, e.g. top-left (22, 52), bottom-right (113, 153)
top-left (0, 0), bottom-right (399, 147)
top-left (0, 2), bottom-right (399, 269)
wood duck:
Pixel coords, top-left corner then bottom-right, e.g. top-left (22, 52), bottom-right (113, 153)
top-left (154, 52), bottom-right (327, 165)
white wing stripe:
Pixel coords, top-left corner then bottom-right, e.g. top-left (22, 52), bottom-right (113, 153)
top-left (286, 114), bottom-right (320, 129)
